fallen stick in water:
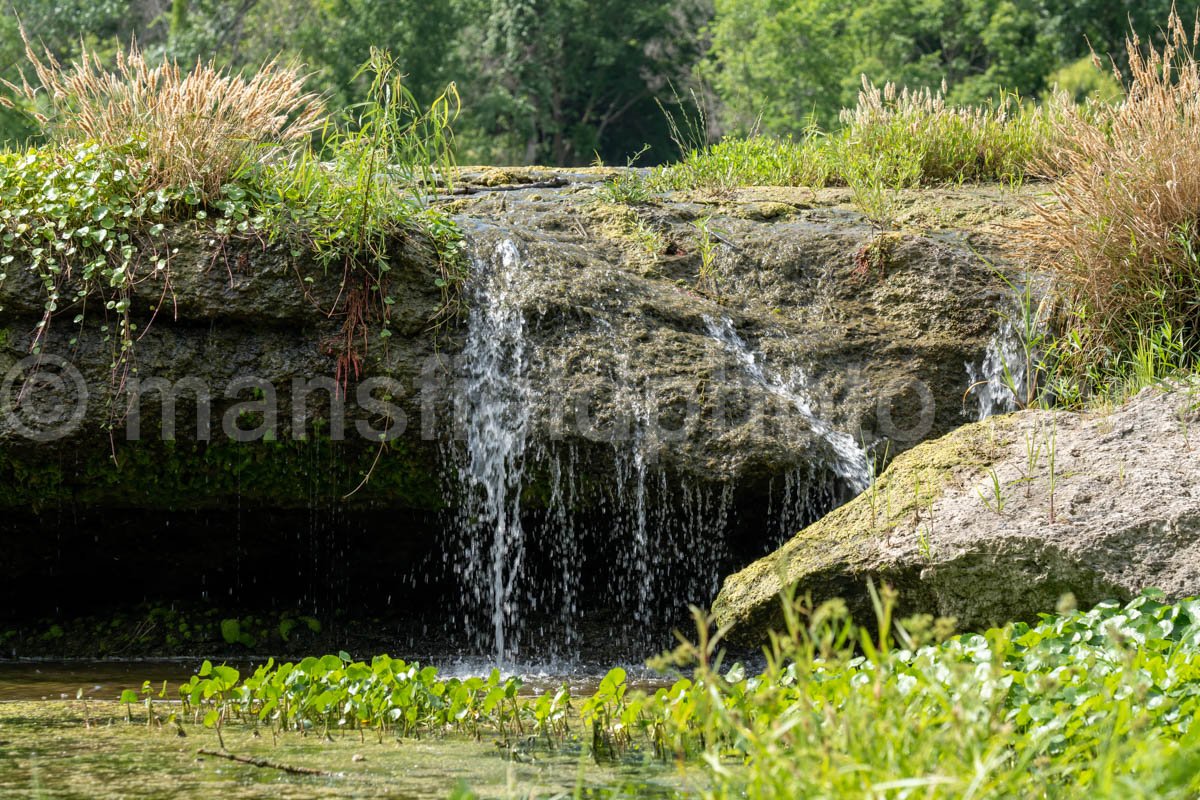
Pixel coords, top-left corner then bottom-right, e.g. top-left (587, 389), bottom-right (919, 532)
top-left (197, 748), bottom-right (334, 776)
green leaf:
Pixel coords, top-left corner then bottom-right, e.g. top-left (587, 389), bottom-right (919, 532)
top-left (220, 619), bottom-right (241, 645)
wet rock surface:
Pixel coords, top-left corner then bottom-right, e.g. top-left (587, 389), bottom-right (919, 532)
top-left (0, 170), bottom-right (1033, 510)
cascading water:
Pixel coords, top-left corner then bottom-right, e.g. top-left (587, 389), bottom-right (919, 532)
top-left (966, 317), bottom-right (1028, 420)
top-left (703, 316), bottom-right (871, 494)
top-left (454, 238), bottom-right (531, 662)
top-left (762, 464), bottom-right (842, 550)
top-left (449, 253), bottom-right (868, 663)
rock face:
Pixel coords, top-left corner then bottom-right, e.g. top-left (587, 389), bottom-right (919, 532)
top-left (0, 167), bottom-right (1035, 636)
top-left (713, 385), bottom-right (1200, 644)
top-left (0, 172), bottom-right (1030, 511)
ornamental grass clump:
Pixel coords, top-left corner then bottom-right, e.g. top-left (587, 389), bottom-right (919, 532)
top-left (1039, 12), bottom-right (1200, 399)
top-left (0, 32), bottom-right (325, 203)
top-left (651, 78), bottom-right (1059, 198)
top-left (837, 76), bottom-right (1062, 187)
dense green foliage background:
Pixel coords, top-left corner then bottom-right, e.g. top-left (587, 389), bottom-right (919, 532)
top-left (0, 0), bottom-right (1192, 164)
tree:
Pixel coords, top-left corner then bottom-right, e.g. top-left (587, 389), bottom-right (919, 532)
top-left (704, 0), bottom-right (853, 136)
top-left (240, 0), bottom-right (475, 113)
top-left (705, 0), bottom-right (1198, 136)
top-left (465, 0), bottom-right (710, 165)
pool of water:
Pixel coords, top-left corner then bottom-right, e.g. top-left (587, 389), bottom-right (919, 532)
top-left (0, 651), bottom-right (714, 797)
top-left (0, 656), bottom-right (676, 701)
top-left (0, 698), bottom-right (700, 799)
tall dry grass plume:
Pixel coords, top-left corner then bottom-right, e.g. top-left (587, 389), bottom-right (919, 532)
top-left (1039, 11), bottom-right (1200, 378)
top-left (1, 31), bottom-right (325, 202)
top-left (841, 77), bottom-right (1062, 185)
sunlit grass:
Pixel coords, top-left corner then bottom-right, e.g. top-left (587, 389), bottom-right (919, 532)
top-left (651, 78), bottom-right (1061, 208)
top-left (1036, 12), bottom-right (1200, 404)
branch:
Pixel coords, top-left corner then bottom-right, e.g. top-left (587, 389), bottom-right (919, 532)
top-left (197, 748), bottom-right (335, 776)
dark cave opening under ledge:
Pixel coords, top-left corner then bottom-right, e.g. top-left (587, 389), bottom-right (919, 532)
top-left (0, 469), bottom-right (849, 659)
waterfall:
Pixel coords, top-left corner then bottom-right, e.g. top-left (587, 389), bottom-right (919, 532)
top-left (704, 316), bottom-right (870, 494)
top-left (764, 464), bottom-right (841, 550)
top-left (450, 249), bottom-right (845, 662)
top-left (965, 318), bottom-right (1027, 420)
top-left (454, 238), bottom-right (530, 662)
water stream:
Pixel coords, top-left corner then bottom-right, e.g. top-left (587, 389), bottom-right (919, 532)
top-left (966, 317), bottom-right (1029, 420)
top-left (703, 315), bottom-right (871, 493)
top-left (445, 242), bottom-right (882, 662)
top-left (447, 244), bottom-right (744, 663)
top-left (453, 239), bottom-right (531, 663)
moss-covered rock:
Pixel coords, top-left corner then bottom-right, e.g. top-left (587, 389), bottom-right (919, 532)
top-left (714, 385), bottom-right (1200, 644)
top-left (0, 169), bottom-right (1041, 622)
top-left (712, 415), bottom-right (1014, 642)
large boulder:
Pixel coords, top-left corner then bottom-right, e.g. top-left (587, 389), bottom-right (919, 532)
top-left (712, 385), bottom-right (1200, 644)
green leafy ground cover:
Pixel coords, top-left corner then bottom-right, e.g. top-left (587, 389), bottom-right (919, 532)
top-left (4, 591), bottom-right (1198, 798)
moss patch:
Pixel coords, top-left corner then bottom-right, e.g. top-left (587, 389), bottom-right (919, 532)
top-left (584, 201), bottom-right (666, 270)
top-left (712, 415), bottom-right (1016, 642)
top-left (729, 201), bottom-right (798, 221)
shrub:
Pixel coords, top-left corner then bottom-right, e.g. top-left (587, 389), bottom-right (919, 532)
top-left (652, 78), bottom-right (1058, 197)
top-left (1038, 12), bottom-right (1200, 399)
top-left (1, 32), bottom-right (325, 203)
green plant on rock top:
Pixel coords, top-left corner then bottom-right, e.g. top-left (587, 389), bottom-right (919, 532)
top-left (977, 467), bottom-right (1006, 514)
top-left (0, 42), bottom-right (464, 424)
top-left (595, 145), bottom-right (654, 204)
top-left (0, 29), bottom-right (325, 203)
top-left (692, 215), bottom-right (720, 295)
top-left (650, 77), bottom-right (1058, 201)
top-left (0, 140), bottom-right (177, 366)
top-left (652, 133), bottom-right (833, 193)
top-left (1039, 12), bottom-right (1200, 405)
top-left (242, 47), bottom-right (464, 385)
top-left (0, 39), bottom-right (301, 387)
top-left (597, 170), bottom-right (653, 205)
top-left (838, 78), bottom-right (1057, 188)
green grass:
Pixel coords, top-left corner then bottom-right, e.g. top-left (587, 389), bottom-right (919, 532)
top-left (86, 589), bottom-right (1200, 798)
top-left (650, 135), bottom-right (833, 193)
top-left (649, 80), bottom-right (1060, 206)
top-left (648, 588), bottom-right (1200, 798)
